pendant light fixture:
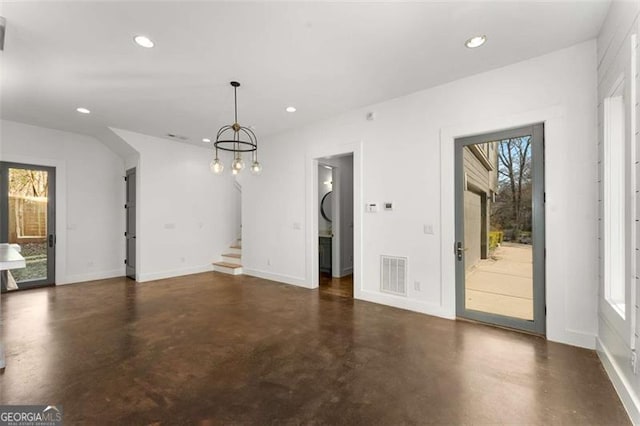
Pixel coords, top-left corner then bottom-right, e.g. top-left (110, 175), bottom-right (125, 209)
top-left (210, 81), bottom-right (261, 175)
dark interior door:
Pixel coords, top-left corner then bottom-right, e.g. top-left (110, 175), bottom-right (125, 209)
top-left (125, 168), bottom-right (136, 280)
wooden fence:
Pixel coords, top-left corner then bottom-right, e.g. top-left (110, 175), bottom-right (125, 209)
top-left (8, 195), bottom-right (48, 243)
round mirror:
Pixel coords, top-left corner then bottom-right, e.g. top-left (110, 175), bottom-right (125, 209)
top-left (321, 191), bottom-right (333, 222)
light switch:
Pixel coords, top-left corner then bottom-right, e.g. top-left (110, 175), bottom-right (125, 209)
top-left (424, 224), bottom-right (434, 235)
top-left (366, 203), bottom-right (378, 213)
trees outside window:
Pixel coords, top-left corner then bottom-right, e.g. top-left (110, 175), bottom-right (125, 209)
top-left (491, 136), bottom-right (533, 243)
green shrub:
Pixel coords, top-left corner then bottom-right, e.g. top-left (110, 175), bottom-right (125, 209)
top-left (489, 231), bottom-right (503, 250)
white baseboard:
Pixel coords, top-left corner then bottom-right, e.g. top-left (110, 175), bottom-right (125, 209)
top-left (358, 289), bottom-right (455, 320)
top-left (243, 268), bottom-right (309, 288)
top-left (547, 328), bottom-right (597, 350)
top-left (597, 337), bottom-right (640, 424)
top-left (137, 264), bottom-right (213, 282)
top-left (242, 271), bottom-right (452, 319)
top-left (340, 267), bottom-right (353, 277)
top-left (57, 268), bottom-right (124, 285)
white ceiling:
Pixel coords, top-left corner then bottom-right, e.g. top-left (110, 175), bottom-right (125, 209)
top-left (0, 1), bottom-right (610, 148)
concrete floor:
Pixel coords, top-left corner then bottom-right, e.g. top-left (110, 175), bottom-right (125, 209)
top-left (0, 272), bottom-right (629, 424)
top-left (319, 273), bottom-right (353, 298)
top-left (466, 243), bottom-right (534, 320)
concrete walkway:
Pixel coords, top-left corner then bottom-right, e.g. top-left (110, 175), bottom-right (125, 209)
top-left (466, 242), bottom-right (533, 320)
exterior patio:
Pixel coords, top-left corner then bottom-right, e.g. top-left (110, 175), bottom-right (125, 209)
top-left (465, 242), bottom-right (533, 321)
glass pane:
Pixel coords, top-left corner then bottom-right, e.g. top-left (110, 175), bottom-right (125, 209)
top-left (464, 137), bottom-right (533, 320)
top-left (7, 168), bottom-right (49, 283)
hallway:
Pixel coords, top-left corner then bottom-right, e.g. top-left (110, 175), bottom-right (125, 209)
top-left (318, 273), bottom-right (353, 298)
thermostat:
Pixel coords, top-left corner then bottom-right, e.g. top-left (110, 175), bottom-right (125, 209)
top-left (384, 202), bottom-right (394, 211)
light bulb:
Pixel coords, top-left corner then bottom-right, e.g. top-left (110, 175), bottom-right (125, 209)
top-left (210, 158), bottom-right (224, 174)
top-left (232, 156), bottom-right (245, 172)
top-left (465, 35), bottom-right (487, 48)
top-left (232, 169), bottom-right (238, 175)
top-left (134, 35), bottom-right (155, 48)
top-left (250, 161), bottom-right (262, 175)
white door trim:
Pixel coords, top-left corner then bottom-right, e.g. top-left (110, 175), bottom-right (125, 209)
top-left (305, 141), bottom-right (362, 298)
top-left (440, 105), bottom-right (565, 328)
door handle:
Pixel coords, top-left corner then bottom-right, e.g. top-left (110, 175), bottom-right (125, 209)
top-left (48, 234), bottom-right (55, 248)
top-left (456, 242), bottom-right (464, 261)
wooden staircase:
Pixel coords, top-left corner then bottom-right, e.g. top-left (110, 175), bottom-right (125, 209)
top-left (212, 240), bottom-right (242, 275)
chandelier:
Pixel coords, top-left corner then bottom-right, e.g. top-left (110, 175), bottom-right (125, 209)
top-left (210, 81), bottom-right (262, 175)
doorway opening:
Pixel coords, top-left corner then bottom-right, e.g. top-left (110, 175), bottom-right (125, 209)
top-left (454, 124), bottom-right (545, 334)
top-left (0, 161), bottom-right (56, 291)
top-left (317, 154), bottom-right (354, 298)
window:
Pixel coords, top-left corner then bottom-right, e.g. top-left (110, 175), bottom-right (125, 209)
top-left (603, 81), bottom-right (626, 318)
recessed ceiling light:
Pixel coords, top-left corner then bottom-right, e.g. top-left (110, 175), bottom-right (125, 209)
top-left (76, 107), bottom-right (90, 114)
top-left (202, 138), bottom-right (211, 143)
top-left (465, 35), bottom-right (487, 49)
top-left (134, 35), bottom-right (155, 48)
top-left (286, 106), bottom-right (297, 113)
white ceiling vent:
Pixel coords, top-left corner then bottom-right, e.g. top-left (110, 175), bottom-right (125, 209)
top-left (380, 255), bottom-right (407, 296)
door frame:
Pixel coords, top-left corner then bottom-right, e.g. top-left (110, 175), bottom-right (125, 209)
top-left (306, 141), bottom-right (362, 295)
top-left (0, 161), bottom-right (56, 289)
top-left (454, 124), bottom-right (545, 334)
top-left (125, 167), bottom-right (136, 280)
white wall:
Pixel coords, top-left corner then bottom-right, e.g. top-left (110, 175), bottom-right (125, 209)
top-left (596, 1), bottom-right (640, 423)
top-left (318, 164), bottom-right (332, 234)
top-left (111, 128), bottom-right (237, 282)
top-left (242, 41), bottom-right (599, 349)
top-left (232, 181), bottom-right (242, 241)
top-left (0, 120), bottom-right (125, 284)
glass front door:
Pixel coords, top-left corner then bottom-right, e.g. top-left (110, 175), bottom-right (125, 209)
top-left (0, 162), bottom-right (56, 290)
top-left (455, 124), bottom-right (545, 334)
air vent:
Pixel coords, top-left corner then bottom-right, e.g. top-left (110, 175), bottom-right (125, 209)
top-left (380, 255), bottom-right (407, 296)
top-left (166, 133), bottom-right (189, 141)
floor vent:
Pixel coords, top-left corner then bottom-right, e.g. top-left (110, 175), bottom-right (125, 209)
top-left (381, 255), bottom-right (407, 296)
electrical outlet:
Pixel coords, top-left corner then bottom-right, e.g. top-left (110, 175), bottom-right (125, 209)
top-left (267, 258), bottom-right (271, 266)
top-left (414, 281), bottom-right (421, 291)
top-left (632, 351), bottom-right (638, 374)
